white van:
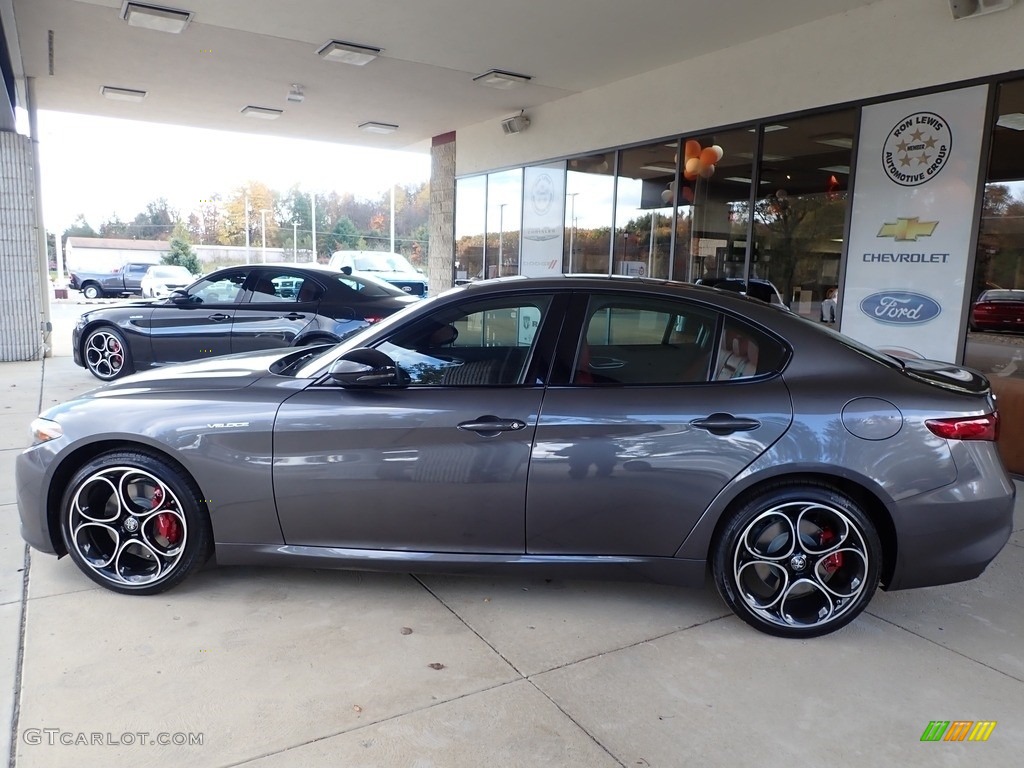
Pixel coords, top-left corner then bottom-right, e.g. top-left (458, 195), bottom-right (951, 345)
top-left (328, 250), bottom-right (428, 298)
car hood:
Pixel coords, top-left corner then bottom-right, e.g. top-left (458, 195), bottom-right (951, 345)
top-left (82, 348), bottom-right (294, 397)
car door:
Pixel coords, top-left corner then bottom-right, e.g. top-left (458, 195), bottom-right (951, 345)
top-left (229, 270), bottom-right (320, 354)
top-left (526, 291), bottom-right (794, 557)
top-left (143, 268), bottom-right (248, 363)
top-left (272, 291), bottom-right (565, 553)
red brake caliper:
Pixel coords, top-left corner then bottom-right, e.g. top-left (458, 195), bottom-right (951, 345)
top-left (150, 487), bottom-right (182, 547)
top-left (820, 527), bottom-right (843, 575)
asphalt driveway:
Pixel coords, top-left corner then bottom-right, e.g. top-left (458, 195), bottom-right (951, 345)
top-left (1, 354), bottom-right (1021, 767)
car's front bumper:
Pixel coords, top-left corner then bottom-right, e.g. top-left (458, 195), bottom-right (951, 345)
top-left (16, 443), bottom-right (61, 555)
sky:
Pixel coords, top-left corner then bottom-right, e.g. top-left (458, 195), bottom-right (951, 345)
top-left (33, 110), bottom-right (433, 234)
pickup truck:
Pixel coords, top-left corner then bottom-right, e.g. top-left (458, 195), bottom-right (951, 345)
top-left (69, 262), bottom-right (159, 299)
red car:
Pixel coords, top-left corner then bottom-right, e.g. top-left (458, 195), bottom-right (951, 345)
top-left (970, 289), bottom-right (1024, 332)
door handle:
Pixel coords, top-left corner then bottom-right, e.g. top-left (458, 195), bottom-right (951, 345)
top-left (207, 313), bottom-right (231, 322)
top-left (457, 416), bottom-right (528, 435)
top-left (690, 413), bottom-right (761, 435)
top-left (285, 313), bottom-right (306, 320)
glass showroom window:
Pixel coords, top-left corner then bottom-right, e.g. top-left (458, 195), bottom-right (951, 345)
top-left (679, 127), bottom-right (756, 285)
top-left (455, 175), bottom-right (486, 283)
top-left (613, 142), bottom-right (678, 279)
top-left (565, 154), bottom-right (615, 274)
top-left (486, 169), bottom-right (523, 278)
top-left (749, 110), bottom-right (856, 321)
top-left (965, 78), bottom-right (1024, 379)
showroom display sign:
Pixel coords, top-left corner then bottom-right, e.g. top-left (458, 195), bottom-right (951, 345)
top-left (841, 85), bottom-right (988, 362)
top-left (520, 163), bottom-right (565, 277)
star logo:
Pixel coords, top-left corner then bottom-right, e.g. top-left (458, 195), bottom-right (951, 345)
top-left (877, 217), bottom-right (939, 241)
top-left (882, 112), bottom-right (952, 187)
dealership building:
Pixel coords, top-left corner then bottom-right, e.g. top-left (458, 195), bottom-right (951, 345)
top-left (2, 0), bottom-right (1024, 381)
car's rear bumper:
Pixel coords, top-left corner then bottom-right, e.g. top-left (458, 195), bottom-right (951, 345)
top-left (886, 441), bottom-right (1015, 590)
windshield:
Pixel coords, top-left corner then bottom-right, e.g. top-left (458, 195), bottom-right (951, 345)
top-left (149, 266), bottom-right (192, 279)
top-left (353, 252), bottom-right (417, 273)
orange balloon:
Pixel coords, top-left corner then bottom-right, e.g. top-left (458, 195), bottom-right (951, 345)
top-left (685, 157), bottom-right (701, 175)
top-left (684, 140), bottom-right (702, 162)
top-left (700, 147), bottom-right (718, 166)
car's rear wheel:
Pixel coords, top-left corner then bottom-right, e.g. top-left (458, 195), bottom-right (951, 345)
top-left (82, 283), bottom-right (103, 300)
top-left (60, 451), bottom-right (213, 595)
top-left (83, 327), bottom-right (134, 380)
top-left (712, 483), bottom-right (881, 638)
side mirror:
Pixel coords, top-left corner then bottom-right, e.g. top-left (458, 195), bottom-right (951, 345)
top-left (169, 289), bottom-right (190, 302)
top-left (329, 347), bottom-right (400, 387)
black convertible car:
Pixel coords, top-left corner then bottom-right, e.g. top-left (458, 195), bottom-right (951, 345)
top-left (73, 264), bottom-right (419, 380)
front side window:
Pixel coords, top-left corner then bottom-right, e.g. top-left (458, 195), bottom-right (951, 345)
top-left (574, 295), bottom-right (717, 384)
top-left (377, 295), bottom-right (553, 386)
top-left (187, 269), bottom-right (248, 304)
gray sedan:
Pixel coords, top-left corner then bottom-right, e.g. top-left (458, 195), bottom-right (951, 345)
top-left (17, 276), bottom-right (1015, 638)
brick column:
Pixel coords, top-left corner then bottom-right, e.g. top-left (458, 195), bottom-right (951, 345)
top-left (0, 131), bottom-right (44, 361)
top-left (428, 131), bottom-right (456, 296)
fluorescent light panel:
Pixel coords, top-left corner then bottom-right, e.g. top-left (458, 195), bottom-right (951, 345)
top-left (317, 40), bottom-right (381, 66)
top-left (473, 69), bottom-right (531, 89)
top-left (121, 2), bottom-right (192, 33)
top-left (819, 165), bottom-right (851, 174)
top-left (359, 121), bottom-right (398, 134)
top-left (749, 124), bottom-right (788, 133)
top-left (996, 112), bottom-right (1024, 131)
top-left (736, 152), bottom-right (791, 162)
top-left (812, 133), bottom-right (854, 149)
top-left (639, 164), bottom-right (676, 173)
top-left (101, 85), bottom-right (147, 102)
top-left (241, 105), bottom-right (283, 120)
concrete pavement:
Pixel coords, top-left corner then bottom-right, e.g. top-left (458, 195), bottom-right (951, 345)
top-left (1, 352), bottom-right (1022, 767)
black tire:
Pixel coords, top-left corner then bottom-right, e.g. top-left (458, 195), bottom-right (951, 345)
top-left (712, 482), bottom-right (881, 638)
top-left (82, 326), bottom-right (135, 381)
top-left (82, 283), bottom-right (103, 300)
top-left (59, 451), bottom-right (213, 595)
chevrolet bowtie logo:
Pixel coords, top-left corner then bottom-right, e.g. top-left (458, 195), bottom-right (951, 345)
top-left (877, 217), bottom-right (938, 241)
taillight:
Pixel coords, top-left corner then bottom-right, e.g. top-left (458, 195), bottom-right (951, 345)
top-left (925, 412), bottom-right (999, 441)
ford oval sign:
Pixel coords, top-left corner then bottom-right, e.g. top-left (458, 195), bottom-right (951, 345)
top-left (859, 291), bottom-right (941, 325)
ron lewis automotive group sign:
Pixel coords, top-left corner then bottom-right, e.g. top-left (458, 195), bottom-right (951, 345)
top-left (841, 85), bottom-right (988, 362)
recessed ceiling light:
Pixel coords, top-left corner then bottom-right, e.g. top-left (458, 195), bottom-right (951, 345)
top-left (120, 2), bottom-right (193, 34)
top-left (748, 124), bottom-right (788, 133)
top-left (996, 112), bottom-right (1024, 131)
top-left (101, 85), bottom-right (147, 102)
top-left (736, 152), bottom-right (791, 162)
top-left (639, 164), bottom-right (677, 174)
top-left (359, 121), bottom-right (398, 134)
top-left (317, 40), bottom-right (381, 66)
top-left (473, 69), bottom-right (531, 89)
top-left (241, 105), bottom-right (283, 120)
top-left (819, 165), bottom-right (851, 174)
top-left (812, 133), bottom-right (854, 149)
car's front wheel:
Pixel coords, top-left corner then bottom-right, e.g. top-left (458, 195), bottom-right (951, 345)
top-left (82, 326), bottom-right (134, 380)
top-left (712, 483), bottom-right (881, 638)
top-left (60, 451), bottom-right (213, 594)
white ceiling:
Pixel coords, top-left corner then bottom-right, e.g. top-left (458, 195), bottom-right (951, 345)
top-left (10, 0), bottom-right (883, 151)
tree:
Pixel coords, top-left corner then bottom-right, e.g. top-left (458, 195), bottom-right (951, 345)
top-left (325, 217), bottom-right (361, 252)
top-left (99, 214), bottom-right (131, 238)
top-left (130, 198), bottom-right (178, 240)
top-left (163, 225), bottom-right (202, 274)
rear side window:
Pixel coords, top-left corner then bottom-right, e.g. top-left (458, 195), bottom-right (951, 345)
top-left (714, 317), bottom-right (788, 380)
top-left (574, 295), bottom-right (717, 385)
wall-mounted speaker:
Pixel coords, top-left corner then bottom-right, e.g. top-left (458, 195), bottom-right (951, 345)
top-left (949, 0), bottom-right (1015, 19)
top-left (501, 114), bottom-right (530, 135)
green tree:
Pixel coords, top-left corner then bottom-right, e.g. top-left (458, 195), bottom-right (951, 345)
top-left (325, 216), bottom-right (361, 252)
top-left (163, 226), bottom-right (202, 274)
top-left (130, 198), bottom-right (178, 240)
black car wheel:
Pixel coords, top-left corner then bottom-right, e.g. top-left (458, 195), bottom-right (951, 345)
top-left (60, 451), bottom-right (213, 595)
top-left (82, 284), bottom-right (103, 300)
top-left (83, 327), bottom-right (134, 381)
top-left (712, 483), bottom-right (881, 638)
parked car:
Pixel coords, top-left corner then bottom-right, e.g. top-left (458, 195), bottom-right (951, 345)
top-left (21, 276), bottom-right (1014, 638)
top-left (329, 250), bottom-right (429, 297)
top-left (69, 261), bottom-right (159, 299)
top-left (970, 288), bottom-right (1024, 332)
top-left (72, 264), bottom-right (418, 380)
top-left (694, 277), bottom-right (788, 308)
top-left (140, 265), bottom-right (195, 298)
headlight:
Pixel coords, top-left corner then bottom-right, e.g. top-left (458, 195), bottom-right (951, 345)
top-left (30, 417), bottom-right (63, 444)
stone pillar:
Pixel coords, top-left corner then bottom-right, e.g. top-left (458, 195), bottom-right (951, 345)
top-left (428, 131), bottom-right (456, 296)
top-left (0, 130), bottom-right (44, 361)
